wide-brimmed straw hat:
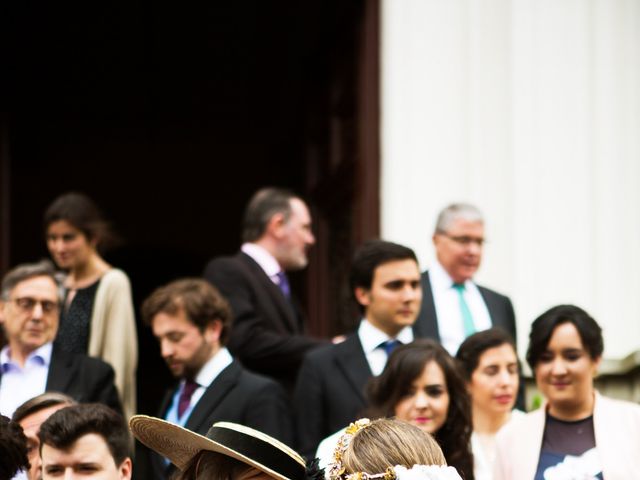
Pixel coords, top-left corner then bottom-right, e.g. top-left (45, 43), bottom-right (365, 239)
top-left (129, 415), bottom-right (306, 480)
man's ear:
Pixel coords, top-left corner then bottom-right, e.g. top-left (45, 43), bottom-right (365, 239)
top-left (118, 457), bottom-right (133, 480)
top-left (0, 301), bottom-right (5, 324)
top-left (354, 287), bottom-right (371, 308)
top-left (203, 319), bottom-right (223, 343)
top-left (265, 212), bottom-right (287, 239)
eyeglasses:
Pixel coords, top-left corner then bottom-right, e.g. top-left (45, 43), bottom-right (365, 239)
top-left (439, 233), bottom-right (485, 247)
top-left (10, 297), bottom-right (59, 314)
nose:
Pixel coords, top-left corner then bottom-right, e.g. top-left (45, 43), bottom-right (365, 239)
top-left (31, 302), bottom-right (44, 319)
top-left (48, 238), bottom-right (65, 253)
top-left (498, 369), bottom-right (515, 386)
top-left (414, 390), bottom-right (429, 409)
top-left (306, 230), bottom-right (316, 246)
top-left (160, 339), bottom-right (174, 359)
top-left (550, 357), bottom-right (568, 375)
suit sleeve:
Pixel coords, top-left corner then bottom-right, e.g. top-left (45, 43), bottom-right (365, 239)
top-left (244, 378), bottom-right (295, 447)
top-left (293, 352), bottom-right (326, 459)
top-left (84, 357), bottom-right (124, 415)
top-left (204, 257), bottom-right (325, 374)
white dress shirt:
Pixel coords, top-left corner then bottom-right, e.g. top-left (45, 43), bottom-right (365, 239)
top-left (0, 343), bottom-right (52, 417)
top-left (429, 260), bottom-right (491, 354)
top-left (358, 318), bottom-right (414, 376)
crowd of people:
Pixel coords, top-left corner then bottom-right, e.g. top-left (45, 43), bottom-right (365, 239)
top-left (1, 187), bottom-right (639, 480)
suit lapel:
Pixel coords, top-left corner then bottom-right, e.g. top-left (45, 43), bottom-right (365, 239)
top-left (416, 272), bottom-right (441, 340)
top-left (335, 335), bottom-right (372, 403)
top-left (237, 253), bottom-right (300, 333)
top-left (45, 349), bottom-right (75, 392)
top-left (184, 361), bottom-right (241, 434)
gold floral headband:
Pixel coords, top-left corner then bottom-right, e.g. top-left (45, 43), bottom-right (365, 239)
top-left (327, 419), bottom-right (373, 480)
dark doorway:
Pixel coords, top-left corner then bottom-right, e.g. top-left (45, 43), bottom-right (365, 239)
top-left (1, 1), bottom-right (380, 416)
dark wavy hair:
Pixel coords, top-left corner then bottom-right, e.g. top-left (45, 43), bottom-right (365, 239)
top-left (526, 304), bottom-right (603, 371)
top-left (0, 414), bottom-right (30, 479)
top-left (456, 327), bottom-right (517, 381)
top-left (365, 339), bottom-right (474, 480)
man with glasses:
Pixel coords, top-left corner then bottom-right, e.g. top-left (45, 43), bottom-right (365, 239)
top-left (0, 260), bottom-right (121, 418)
top-left (415, 203), bottom-right (516, 355)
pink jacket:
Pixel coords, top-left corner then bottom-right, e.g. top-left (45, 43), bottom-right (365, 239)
top-left (494, 392), bottom-right (640, 480)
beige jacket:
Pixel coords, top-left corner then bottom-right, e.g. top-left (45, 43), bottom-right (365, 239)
top-left (88, 269), bottom-right (137, 420)
top-left (494, 392), bottom-right (640, 480)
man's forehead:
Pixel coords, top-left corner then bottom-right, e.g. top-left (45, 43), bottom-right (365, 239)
top-left (10, 275), bottom-right (58, 297)
top-left (373, 258), bottom-right (420, 280)
top-left (20, 404), bottom-right (69, 433)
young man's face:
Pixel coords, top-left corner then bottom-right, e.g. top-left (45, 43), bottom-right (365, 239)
top-left (41, 433), bottom-right (132, 480)
top-left (355, 258), bottom-right (422, 337)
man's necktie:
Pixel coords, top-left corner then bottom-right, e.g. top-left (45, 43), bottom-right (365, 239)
top-left (378, 339), bottom-right (402, 357)
top-left (453, 283), bottom-right (475, 336)
top-left (177, 380), bottom-right (199, 419)
top-left (276, 271), bottom-right (291, 299)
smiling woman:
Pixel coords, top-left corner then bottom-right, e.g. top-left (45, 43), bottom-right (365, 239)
top-left (364, 340), bottom-right (474, 480)
top-left (494, 305), bottom-right (640, 480)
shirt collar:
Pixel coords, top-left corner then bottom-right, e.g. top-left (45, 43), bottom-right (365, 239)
top-left (0, 342), bottom-right (53, 372)
top-left (430, 259), bottom-right (472, 291)
top-left (358, 319), bottom-right (414, 355)
top-left (192, 347), bottom-right (233, 388)
top-left (241, 243), bottom-right (282, 278)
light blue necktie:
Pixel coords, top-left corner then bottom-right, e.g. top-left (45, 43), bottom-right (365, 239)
top-left (453, 283), bottom-right (475, 336)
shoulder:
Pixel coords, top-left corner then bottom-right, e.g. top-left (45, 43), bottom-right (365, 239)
top-left (497, 407), bottom-right (544, 440)
top-left (204, 253), bottom-right (254, 279)
top-left (597, 393), bottom-right (640, 417)
top-left (303, 334), bottom-right (357, 364)
top-left (236, 365), bottom-right (285, 393)
top-left (99, 269), bottom-right (131, 290)
top-left (476, 283), bottom-right (511, 302)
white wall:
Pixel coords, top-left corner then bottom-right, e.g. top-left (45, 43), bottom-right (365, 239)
top-left (380, 0), bottom-right (640, 359)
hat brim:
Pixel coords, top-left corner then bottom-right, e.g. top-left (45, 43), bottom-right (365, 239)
top-left (129, 415), bottom-right (300, 480)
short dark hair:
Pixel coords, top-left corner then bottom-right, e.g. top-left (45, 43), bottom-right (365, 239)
top-left (12, 392), bottom-right (76, 423)
top-left (456, 328), bottom-right (517, 381)
top-left (0, 415), bottom-right (30, 479)
top-left (141, 278), bottom-right (232, 345)
top-left (1, 260), bottom-right (60, 301)
top-left (38, 404), bottom-right (131, 466)
top-left (43, 192), bottom-right (113, 249)
top-left (350, 240), bottom-right (418, 292)
top-left (365, 339), bottom-right (473, 480)
top-left (241, 187), bottom-right (299, 243)
top-left (526, 304), bottom-right (604, 371)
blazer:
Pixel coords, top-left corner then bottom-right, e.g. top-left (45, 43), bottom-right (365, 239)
top-left (293, 317), bottom-right (430, 460)
top-left (204, 252), bottom-right (325, 388)
top-left (149, 360), bottom-right (294, 479)
top-left (416, 271), bottom-right (517, 343)
top-left (0, 347), bottom-right (122, 414)
top-left (494, 393), bottom-right (640, 480)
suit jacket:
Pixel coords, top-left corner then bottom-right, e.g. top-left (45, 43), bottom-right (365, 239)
top-left (494, 393), bottom-right (640, 480)
top-left (149, 360), bottom-right (294, 480)
top-left (0, 347), bottom-right (122, 414)
top-left (204, 252), bottom-right (325, 388)
top-left (293, 318), bottom-right (430, 460)
top-left (416, 270), bottom-right (517, 344)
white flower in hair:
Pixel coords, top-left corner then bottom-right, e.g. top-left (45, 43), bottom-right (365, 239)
top-left (392, 465), bottom-right (463, 480)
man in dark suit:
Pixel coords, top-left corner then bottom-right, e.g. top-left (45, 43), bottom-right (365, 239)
top-left (0, 261), bottom-right (121, 418)
top-left (203, 188), bottom-right (325, 390)
top-left (141, 278), bottom-right (293, 479)
top-left (294, 240), bottom-right (424, 459)
top-left (415, 203), bottom-right (516, 354)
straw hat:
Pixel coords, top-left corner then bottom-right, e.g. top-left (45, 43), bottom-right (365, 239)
top-left (129, 415), bottom-right (306, 480)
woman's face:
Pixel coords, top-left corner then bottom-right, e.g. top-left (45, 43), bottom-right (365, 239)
top-left (394, 360), bottom-right (450, 434)
top-left (534, 322), bottom-right (600, 418)
top-left (468, 343), bottom-right (519, 416)
top-left (46, 220), bottom-right (95, 270)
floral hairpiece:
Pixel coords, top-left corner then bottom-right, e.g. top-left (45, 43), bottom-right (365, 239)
top-left (326, 418), bottom-right (462, 480)
top-left (327, 418), bottom-right (372, 480)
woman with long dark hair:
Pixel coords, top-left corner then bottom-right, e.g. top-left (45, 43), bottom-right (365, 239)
top-left (365, 339), bottom-right (474, 480)
top-left (44, 192), bottom-right (137, 419)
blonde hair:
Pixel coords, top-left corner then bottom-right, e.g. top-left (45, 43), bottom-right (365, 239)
top-left (342, 419), bottom-right (446, 475)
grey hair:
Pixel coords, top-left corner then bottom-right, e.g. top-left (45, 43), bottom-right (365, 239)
top-left (12, 392), bottom-right (76, 423)
top-left (434, 203), bottom-right (484, 234)
top-left (1, 260), bottom-right (62, 302)
top-left (241, 187), bottom-right (299, 243)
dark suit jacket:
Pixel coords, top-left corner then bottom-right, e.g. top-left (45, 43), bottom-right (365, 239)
top-left (293, 317), bottom-right (430, 460)
top-left (149, 360), bottom-right (294, 480)
top-left (0, 347), bottom-right (122, 414)
top-left (204, 252), bottom-right (325, 388)
top-left (416, 271), bottom-right (517, 344)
